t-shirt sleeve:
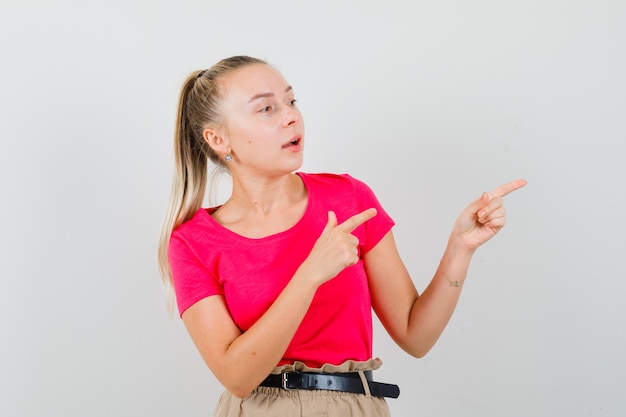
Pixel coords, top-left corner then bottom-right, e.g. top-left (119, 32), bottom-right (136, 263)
top-left (346, 174), bottom-right (396, 253)
top-left (168, 233), bottom-right (224, 317)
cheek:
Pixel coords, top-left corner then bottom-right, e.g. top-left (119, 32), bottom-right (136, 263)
top-left (225, 120), bottom-right (254, 145)
top-left (226, 117), bottom-right (277, 149)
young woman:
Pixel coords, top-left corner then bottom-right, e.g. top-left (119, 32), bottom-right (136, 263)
top-left (158, 55), bottom-right (526, 417)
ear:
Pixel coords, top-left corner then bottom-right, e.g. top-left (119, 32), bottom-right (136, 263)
top-left (203, 126), bottom-right (230, 156)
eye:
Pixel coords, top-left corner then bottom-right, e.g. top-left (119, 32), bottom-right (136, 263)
top-left (288, 99), bottom-right (297, 106)
top-left (259, 105), bottom-right (272, 113)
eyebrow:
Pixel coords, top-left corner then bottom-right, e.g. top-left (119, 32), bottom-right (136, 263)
top-left (248, 85), bottom-right (293, 103)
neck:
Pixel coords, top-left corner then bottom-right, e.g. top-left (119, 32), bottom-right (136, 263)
top-left (227, 172), bottom-right (302, 215)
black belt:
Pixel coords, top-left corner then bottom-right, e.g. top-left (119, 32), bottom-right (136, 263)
top-left (259, 371), bottom-right (400, 398)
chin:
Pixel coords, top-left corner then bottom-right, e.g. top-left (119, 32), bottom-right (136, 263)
top-left (283, 153), bottom-right (304, 170)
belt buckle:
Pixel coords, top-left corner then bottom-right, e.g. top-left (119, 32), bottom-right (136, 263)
top-left (281, 371), bottom-right (298, 390)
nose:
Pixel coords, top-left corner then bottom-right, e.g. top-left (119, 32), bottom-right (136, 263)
top-left (283, 105), bottom-right (301, 127)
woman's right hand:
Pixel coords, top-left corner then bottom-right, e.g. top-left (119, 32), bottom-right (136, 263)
top-left (300, 208), bottom-right (377, 286)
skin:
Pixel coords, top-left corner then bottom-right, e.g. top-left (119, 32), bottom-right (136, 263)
top-left (183, 63), bottom-right (527, 398)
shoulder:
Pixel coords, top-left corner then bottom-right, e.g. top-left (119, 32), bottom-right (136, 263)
top-left (171, 208), bottom-right (210, 240)
top-left (169, 207), bottom-right (226, 254)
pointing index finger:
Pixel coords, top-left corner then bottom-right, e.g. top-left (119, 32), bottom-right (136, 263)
top-left (489, 179), bottom-right (527, 198)
top-left (337, 208), bottom-right (378, 233)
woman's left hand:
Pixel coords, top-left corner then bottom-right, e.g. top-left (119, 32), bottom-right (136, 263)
top-left (452, 179), bottom-right (527, 251)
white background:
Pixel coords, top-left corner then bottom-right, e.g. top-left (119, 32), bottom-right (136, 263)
top-left (1, 1), bottom-right (625, 416)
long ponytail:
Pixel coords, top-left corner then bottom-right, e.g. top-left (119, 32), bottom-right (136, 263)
top-left (158, 56), bottom-right (268, 312)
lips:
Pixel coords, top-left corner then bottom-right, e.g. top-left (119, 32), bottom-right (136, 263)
top-left (282, 136), bottom-right (302, 148)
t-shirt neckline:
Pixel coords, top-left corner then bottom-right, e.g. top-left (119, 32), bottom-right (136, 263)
top-left (199, 172), bottom-right (312, 242)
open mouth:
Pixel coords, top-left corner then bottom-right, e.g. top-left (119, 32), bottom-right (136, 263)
top-left (283, 136), bottom-right (302, 148)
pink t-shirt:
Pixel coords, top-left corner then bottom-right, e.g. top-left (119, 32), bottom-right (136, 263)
top-left (168, 172), bottom-right (395, 367)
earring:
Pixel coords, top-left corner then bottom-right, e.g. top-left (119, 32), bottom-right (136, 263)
top-left (225, 154), bottom-right (232, 162)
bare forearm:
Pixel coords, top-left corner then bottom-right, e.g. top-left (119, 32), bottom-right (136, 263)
top-left (405, 238), bottom-right (475, 357)
top-left (215, 271), bottom-right (318, 397)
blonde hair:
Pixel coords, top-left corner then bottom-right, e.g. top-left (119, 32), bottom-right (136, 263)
top-left (158, 56), bottom-right (268, 311)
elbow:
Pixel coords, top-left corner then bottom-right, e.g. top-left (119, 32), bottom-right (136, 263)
top-left (401, 340), bottom-right (434, 359)
top-left (208, 354), bottom-right (270, 399)
top-left (219, 377), bottom-right (258, 399)
top-left (409, 349), bottom-right (429, 359)
top-left (219, 372), bottom-right (262, 399)
top-left (228, 387), bottom-right (255, 399)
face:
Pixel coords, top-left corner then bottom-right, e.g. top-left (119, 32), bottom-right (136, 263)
top-left (210, 64), bottom-right (305, 177)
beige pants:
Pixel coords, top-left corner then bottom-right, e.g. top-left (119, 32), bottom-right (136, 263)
top-left (214, 359), bottom-right (392, 417)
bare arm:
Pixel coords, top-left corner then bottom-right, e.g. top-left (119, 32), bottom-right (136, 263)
top-left (365, 179), bottom-right (527, 357)
top-left (365, 231), bottom-right (476, 356)
top-left (182, 272), bottom-right (317, 398)
top-left (182, 208), bottom-right (377, 398)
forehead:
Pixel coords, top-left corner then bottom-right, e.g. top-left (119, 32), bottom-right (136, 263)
top-left (219, 64), bottom-right (291, 101)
